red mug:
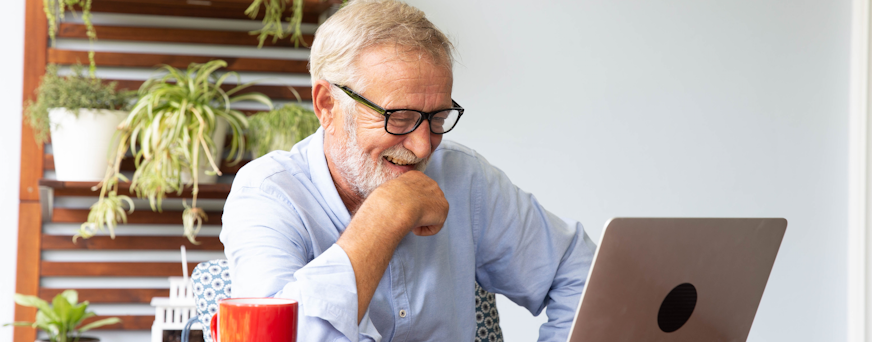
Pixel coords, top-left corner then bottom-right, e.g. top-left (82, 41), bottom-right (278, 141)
top-left (209, 297), bottom-right (298, 342)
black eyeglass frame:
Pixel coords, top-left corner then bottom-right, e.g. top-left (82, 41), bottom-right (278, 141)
top-left (333, 83), bottom-right (465, 135)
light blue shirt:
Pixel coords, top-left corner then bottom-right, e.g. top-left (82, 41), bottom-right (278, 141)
top-left (221, 128), bottom-right (597, 342)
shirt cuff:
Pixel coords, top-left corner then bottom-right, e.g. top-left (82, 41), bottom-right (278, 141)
top-left (294, 244), bottom-right (381, 342)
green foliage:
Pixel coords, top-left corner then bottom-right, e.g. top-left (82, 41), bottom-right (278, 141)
top-left (5, 290), bottom-right (120, 342)
top-left (84, 60), bottom-right (272, 243)
top-left (44, 0), bottom-right (98, 75)
top-left (245, 0), bottom-right (307, 48)
top-left (25, 65), bottom-right (134, 144)
top-left (248, 102), bottom-right (320, 158)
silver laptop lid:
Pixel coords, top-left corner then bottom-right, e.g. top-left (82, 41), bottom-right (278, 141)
top-left (567, 218), bottom-right (786, 342)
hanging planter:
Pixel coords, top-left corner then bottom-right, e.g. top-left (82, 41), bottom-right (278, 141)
top-left (25, 65), bottom-right (134, 181)
top-left (82, 60), bottom-right (272, 243)
top-left (48, 108), bottom-right (128, 181)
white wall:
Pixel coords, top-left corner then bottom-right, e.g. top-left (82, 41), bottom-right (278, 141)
top-left (405, 0), bottom-right (850, 341)
top-left (0, 0), bottom-right (25, 340)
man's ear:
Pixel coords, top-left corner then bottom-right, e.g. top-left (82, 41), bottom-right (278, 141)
top-left (312, 79), bottom-right (337, 134)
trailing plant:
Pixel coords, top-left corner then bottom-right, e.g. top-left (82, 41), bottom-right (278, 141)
top-left (80, 60), bottom-right (272, 243)
top-left (247, 101), bottom-right (320, 159)
top-left (245, 0), bottom-right (306, 48)
top-left (44, 0), bottom-right (98, 76)
top-left (5, 290), bottom-right (120, 342)
top-left (25, 64), bottom-right (134, 144)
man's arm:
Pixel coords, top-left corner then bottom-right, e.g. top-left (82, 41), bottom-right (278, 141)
top-left (471, 159), bottom-right (597, 342)
top-left (337, 170), bottom-right (449, 323)
top-left (222, 168), bottom-right (448, 341)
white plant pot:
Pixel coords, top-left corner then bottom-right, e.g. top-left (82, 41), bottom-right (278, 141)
top-left (48, 108), bottom-right (128, 182)
top-left (182, 117), bottom-right (228, 184)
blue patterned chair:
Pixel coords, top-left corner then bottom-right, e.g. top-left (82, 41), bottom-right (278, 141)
top-left (188, 259), bottom-right (502, 342)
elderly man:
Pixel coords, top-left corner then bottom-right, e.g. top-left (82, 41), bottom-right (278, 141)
top-left (221, 0), bottom-right (596, 341)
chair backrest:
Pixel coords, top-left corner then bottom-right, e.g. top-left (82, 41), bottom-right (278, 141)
top-left (191, 259), bottom-right (502, 342)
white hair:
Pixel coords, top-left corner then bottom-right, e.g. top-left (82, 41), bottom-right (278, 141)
top-left (309, 0), bottom-right (455, 92)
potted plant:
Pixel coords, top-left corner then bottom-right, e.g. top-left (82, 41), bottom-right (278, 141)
top-left (45, 0), bottom-right (98, 75)
top-left (247, 102), bottom-right (320, 158)
top-left (25, 64), bottom-right (134, 181)
top-left (6, 290), bottom-right (120, 342)
top-left (79, 60), bottom-right (272, 244)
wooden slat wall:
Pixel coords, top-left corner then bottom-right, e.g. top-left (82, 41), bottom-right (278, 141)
top-left (41, 262), bottom-right (200, 277)
top-left (89, 0), bottom-right (332, 23)
top-left (16, 0), bottom-right (330, 340)
top-left (40, 180), bottom-right (233, 199)
top-left (40, 288), bottom-right (168, 304)
top-left (48, 49), bottom-right (310, 73)
top-left (58, 23), bottom-right (316, 47)
top-left (42, 235), bottom-right (224, 250)
top-left (44, 154), bottom-right (252, 174)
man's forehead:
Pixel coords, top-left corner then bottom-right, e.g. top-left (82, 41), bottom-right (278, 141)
top-left (353, 45), bottom-right (453, 108)
top-left (356, 45), bottom-right (452, 81)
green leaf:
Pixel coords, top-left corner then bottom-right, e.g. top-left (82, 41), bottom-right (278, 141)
top-left (52, 293), bottom-right (72, 326)
top-left (3, 322), bottom-right (38, 327)
top-left (13, 294), bottom-right (50, 311)
top-left (77, 317), bottom-right (121, 332)
top-left (60, 290), bottom-right (78, 306)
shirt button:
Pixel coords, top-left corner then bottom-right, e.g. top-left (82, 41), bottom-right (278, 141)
top-left (399, 309), bottom-right (407, 318)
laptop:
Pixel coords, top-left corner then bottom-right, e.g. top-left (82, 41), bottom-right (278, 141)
top-left (566, 217), bottom-right (786, 341)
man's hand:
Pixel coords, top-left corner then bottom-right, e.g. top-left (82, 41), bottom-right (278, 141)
top-left (337, 170), bottom-right (449, 322)
top-left (364, 170), bottom-right (449, 237)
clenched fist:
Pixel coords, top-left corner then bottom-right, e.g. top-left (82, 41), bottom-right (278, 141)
top-left (362, 170), bottom-right (449, 237)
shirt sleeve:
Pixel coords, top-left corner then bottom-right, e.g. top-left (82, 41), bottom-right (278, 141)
top-left (472, 160), bottom-right (597, 342)
top-left (221, 181), bottom-right (382, 342)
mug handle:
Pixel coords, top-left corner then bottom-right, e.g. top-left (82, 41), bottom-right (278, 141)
top-left (210, 313), bottom-right (218, 342)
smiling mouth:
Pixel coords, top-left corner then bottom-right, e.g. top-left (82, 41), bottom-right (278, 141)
top-left (384, 156), bottom-right (415, 166)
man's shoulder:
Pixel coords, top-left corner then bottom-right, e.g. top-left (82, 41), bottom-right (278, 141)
top-left (426, 140), bottom-right (500, 183)
top-left (233, 149), bottom-right (309, 189)
top-left (433, 140), bottom-right (485, 163)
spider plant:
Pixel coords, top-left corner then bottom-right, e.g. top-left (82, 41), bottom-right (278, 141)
top-left (44, 0), bottom-right (98, 76)
top-left (79, 60), bottom-right (272, 243)
top-left (245, 0), bottom-right (307, 48)
top-left (247, 102), bottom-right (320, 159)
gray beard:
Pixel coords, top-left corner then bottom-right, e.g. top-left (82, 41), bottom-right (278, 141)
top-left (330, 118), bottom-right (430, 199)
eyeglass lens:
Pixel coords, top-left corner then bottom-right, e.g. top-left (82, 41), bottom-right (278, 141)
top-left (387, 109), bottom-right (461, 134)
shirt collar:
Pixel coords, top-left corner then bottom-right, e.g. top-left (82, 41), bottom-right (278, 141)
top-left (307, 128), bottom-right (352, 229)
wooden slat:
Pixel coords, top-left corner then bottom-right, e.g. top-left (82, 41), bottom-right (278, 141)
top-left (39, 179), bottom-right (232, 199)
top-left (19, 0), bottom-right (46, 202)
top-left (39, 288), bottom-right (168, 304)
top-left (44, 153), bottom-right (251, 175)
top-left (48, 48), bottom-right (309, 74)
top-left (59, 23), bottom-right (315, 47)
top-left (84, 315), bottom-right (153, 330)
top-left (41, 262), bottom-right (199, 277)
top-left (42, 234), bottom-right (224, 250)
top-left (108, 79), bottom-right (313, 101)
top-left (15, 0), bottom-right (47, 340)
top-left (14, 203), bottom-right (42, 342)
top-left (90, 0), bottom-right (336, 23)
top-left (51, 208), bottom-right (223, 226)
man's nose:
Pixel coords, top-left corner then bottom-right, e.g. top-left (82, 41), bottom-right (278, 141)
top-left (403, 121), bottom-right (432, 159)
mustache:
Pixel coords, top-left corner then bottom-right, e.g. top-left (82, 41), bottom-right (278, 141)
top-left (381, 145), bottom-right (427, 164)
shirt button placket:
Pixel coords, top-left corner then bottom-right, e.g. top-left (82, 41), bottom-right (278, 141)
top-left (391, 246), bottom-right (411, 341)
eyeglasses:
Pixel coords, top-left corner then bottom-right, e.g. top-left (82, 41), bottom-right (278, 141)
top-left (334, 84), bottom-right (464, 135)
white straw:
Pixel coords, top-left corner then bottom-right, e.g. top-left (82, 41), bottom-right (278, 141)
top-left (181, 245), bottom-right (188, 284)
